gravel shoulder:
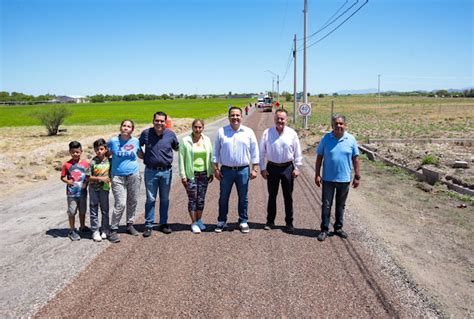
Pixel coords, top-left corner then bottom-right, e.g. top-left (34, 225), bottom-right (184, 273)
top-left (345, 156), bottom-right (473, 317)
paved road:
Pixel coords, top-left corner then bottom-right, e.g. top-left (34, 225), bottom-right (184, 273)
top-left (3, 109), bottom-right (434, 317)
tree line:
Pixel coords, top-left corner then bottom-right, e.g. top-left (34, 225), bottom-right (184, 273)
top-left (0, 92), bottom-right (230, 104)
top-left (1, 89), bottom-right (473, 105)
top-left (0, 91), bottom-right (56, 103)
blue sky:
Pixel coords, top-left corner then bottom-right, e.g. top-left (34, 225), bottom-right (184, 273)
top-left (1, 0), bottom-right (472, 96)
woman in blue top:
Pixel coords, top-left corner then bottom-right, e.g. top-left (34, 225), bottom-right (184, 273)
top-left (107, 119), bottom-right (142, 243)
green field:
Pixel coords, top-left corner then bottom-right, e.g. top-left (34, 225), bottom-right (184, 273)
top-left (0, 98), bottom-right (253, 127)
top-left (287, 95), bottom-right (474, 141)
top-left (2, 96), bottom-right (473, 140)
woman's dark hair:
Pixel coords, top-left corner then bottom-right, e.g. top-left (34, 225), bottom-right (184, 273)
top-left (121, 119), bottom-right (135, 131)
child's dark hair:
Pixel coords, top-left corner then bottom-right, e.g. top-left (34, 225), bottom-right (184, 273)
top-left (69, 141), bottom-right (82, 150)
top-left (93, 138), bottom-right (107, 150)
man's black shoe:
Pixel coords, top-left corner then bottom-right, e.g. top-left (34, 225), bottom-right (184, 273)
top-left (334, 229), bottom-right (348, 239)
top-left (264, 223), bottom-right (274, 230)
top-left (317, 231), bottom-right (328, 242)
top-left (159, 224), bottom-right (172, 234)
top-left (143, 228), bottom-right (152, 238)
top-left (284, 223), bottom-right (295, 233)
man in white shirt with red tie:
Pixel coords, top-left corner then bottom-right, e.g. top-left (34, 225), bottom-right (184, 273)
top-left (259, 108), bottom-right (302, 233)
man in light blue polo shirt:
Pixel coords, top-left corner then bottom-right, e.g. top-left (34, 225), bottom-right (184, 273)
top-left (314, 115), bottom-right (360, 241)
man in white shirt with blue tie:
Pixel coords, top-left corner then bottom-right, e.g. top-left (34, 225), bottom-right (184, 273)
top-left (213, 107), bottom-right (259, 233)
top-left (259, 108), bottom-right (302, 233)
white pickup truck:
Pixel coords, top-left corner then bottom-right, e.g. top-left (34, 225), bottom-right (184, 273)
top-left (262, 96), bottom-right (273, 112)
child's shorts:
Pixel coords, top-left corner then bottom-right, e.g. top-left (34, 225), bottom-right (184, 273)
top-left (67, 196), bottom-right (87, 216)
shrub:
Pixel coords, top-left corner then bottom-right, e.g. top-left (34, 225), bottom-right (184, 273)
top-left (33, 106), bottom-right (73, 136)
top-left (421, 154), bottom-right (439, 166)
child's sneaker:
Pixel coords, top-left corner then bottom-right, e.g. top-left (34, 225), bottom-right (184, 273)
top-left (68, 229), bottom-right (81, 241)
top-left (108, 231), bottom-right (120, 243)
top-left (196, 219), bottom-right (206, 231)
top-left (79, 226), bottom-right (91, 233)
top-left (92, 231), bottom-right (102, 242)
top-left (126, 223), bottom-right (139, 236)
top-left (191, 222), bottom-right (201, 234)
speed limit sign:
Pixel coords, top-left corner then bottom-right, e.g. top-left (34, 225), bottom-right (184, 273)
top-left (298, 103), bottom-right (312, 116)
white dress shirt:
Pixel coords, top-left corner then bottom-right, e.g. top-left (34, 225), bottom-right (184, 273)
top-left (213, 124), bottom-right (259, 167)
top-left (259, 126), bottom-right (302, 171)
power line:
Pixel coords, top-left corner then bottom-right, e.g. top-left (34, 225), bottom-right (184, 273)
top-left (281, 46), bottom-right (295, 82)
top-left (318, 0), bottom-right (350, 32)
top-left (273, 0), bottom-right (369, 88)
top-left (303, 0), bottom-right (368, 50)
top-left (297, 0), bottom-right (353, 41)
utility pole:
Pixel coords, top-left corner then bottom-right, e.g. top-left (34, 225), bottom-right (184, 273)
top-left (276, 74), bottom-right (280, 102)
top-left (377, 74), bottom-right (381, 110)
top-left (266, 70), bottom-right (280, 102)
top-left (272, 77), bottom-right (275, 95)
top-left (303, 0), bottom-right (308, 129)
top-left (293, 34), bottom-right (297, 123)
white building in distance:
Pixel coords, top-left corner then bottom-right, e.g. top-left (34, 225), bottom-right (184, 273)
top-left (52, 95), bottom-right (89, 103)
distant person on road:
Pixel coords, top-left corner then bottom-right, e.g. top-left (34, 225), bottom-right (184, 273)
top-left (60, 141), bottom-right (90, 241)
top-left (139, 111), bottom-right (179, 237)
top-left (179, 119), bottom-right (214, 234)
top-left (86, 138), bottom-right (111, 242)
top-left (259, 108), bottom-right (302, 233)
top-left (213, 106), bottom-right (259, 233)
top-left (107, 119), bottom-right (142, 243)
top-left (314, 115), bottom-right (360, 241)
top-left (245, 105), bottom-right (249, 116)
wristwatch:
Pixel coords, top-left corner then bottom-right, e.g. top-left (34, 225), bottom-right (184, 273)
top-left (354, 174), bottom-right (361, 180)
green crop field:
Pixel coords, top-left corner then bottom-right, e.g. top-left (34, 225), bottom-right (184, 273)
top-left (0, 98), bottom-right (253, 127)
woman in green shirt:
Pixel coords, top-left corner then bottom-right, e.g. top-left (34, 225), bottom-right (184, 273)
top-left (178, 119), bottom-right (214, 233)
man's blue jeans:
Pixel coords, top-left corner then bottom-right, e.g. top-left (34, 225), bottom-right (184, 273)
top-left (144, 167), bottom-right (172, 228)
top-left (321, 181), bottom-right (350, 232)
top-left (218, 166), bottom-right (249, 224)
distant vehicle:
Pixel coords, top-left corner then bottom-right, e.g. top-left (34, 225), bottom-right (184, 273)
top-left (257, 97), bottom-right (264, 108)
top-left (262, 96), bottom-right (273, 112)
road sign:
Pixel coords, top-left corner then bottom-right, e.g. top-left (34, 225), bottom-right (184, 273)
top-left (298, 103), bottom-right (312, 116)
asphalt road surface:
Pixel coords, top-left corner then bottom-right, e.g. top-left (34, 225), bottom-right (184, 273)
top-left (2, 109), bottom-right (436, 317)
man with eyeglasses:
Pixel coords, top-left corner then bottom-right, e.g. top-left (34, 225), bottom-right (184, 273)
top-left (314, 115), bottom-right (360, 241)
